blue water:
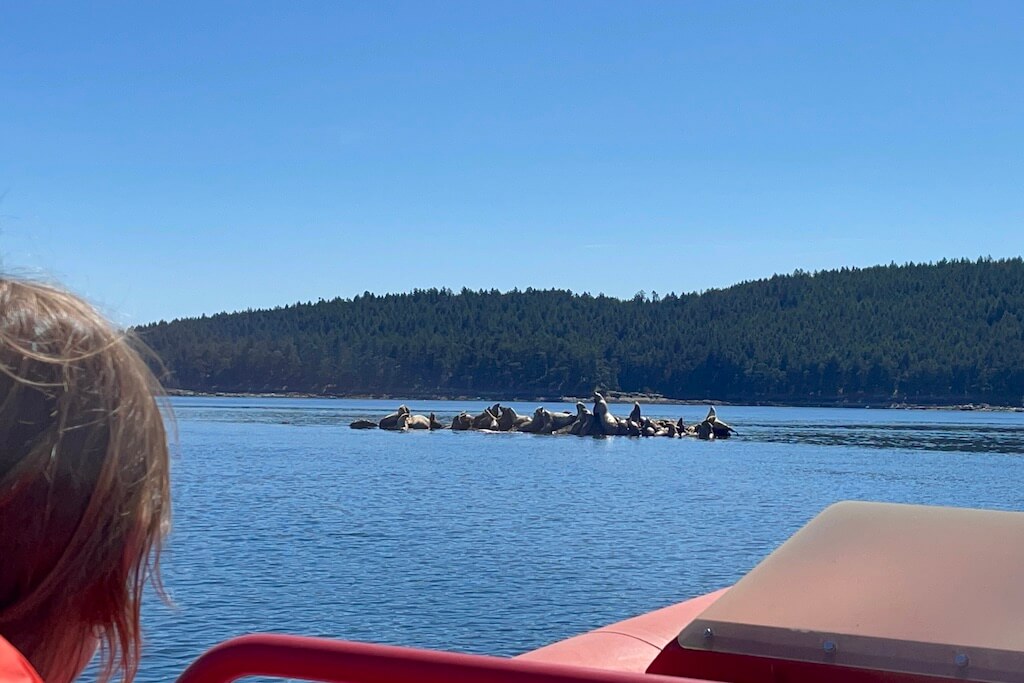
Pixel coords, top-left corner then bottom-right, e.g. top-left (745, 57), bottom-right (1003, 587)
top-left (128, 398), bottom-right (1024, 681)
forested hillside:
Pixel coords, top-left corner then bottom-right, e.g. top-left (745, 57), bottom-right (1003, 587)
top-left (138, 258), bottom-right (1024, 406)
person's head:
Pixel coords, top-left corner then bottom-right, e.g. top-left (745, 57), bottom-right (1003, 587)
top-left (0, 278), bottom-right (171, 683)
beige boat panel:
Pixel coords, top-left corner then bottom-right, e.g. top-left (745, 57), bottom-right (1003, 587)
top-left (678, 501), bottom-right (1024, 681)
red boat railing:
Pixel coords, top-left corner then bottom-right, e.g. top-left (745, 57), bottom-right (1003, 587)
top-left (175, 634), bottom-right (710, 683)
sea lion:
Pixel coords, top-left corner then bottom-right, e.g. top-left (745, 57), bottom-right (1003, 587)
top-left (497, 406), bottom-right (521, 431)
top-left (593, 393), bottom-right (620, 436)
top-left (553, 417), bottom-right (577, 435)
top-left (548, 410), bottom-right (576, 432)
top-left (565, 403), bottom-right (598, 436)
top-left (705, 407), bottom-right (736, 438)
top-left (711, 421), bottom-right (735, 438)
top-left (429, 412), bottom-right (446, 430)
top-left (629, 401), bottom-right (641, 424)
top-left (451, 412), bottom-right (473, 431)
top-left (696, 420), bottom-right (715, 440)
top-left (349, 419), bottom-right (377, 429)
top-left (535, 408), bottom-right (559, 434)
top-left (516, 407), bottom-right (548, 433)
top-left (379, 405), bottom-right (411, 430)
top-left (471, 407), bottom-right (499, 430)
top-left (407, 414), bottom-right (431, 430)
top-left (563, 403), bottom-right (591, 436)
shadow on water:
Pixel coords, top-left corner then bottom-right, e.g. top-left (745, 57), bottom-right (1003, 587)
top-left (743, 421), bottom-right (1024, 456)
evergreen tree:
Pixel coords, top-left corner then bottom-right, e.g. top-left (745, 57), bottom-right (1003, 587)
top-left (136, 258), bottom-right (1024, 406)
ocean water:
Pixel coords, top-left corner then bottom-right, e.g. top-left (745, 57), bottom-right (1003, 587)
top-left (123, 398), bottom-right (1024, 681)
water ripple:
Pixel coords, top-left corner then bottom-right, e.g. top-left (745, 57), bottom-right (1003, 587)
top-left (80, 398), bottom-right (1024, 681)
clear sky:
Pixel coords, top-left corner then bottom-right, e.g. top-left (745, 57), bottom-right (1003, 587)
top-left (1, 2), bottom-right (1022, 324)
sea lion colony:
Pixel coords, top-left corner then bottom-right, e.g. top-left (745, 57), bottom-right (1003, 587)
top-left (349, 393), bottom-right (736, 439)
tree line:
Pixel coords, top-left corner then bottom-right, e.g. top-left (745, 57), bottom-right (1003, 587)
top-left (136, 258), bottom-right (1024, 406)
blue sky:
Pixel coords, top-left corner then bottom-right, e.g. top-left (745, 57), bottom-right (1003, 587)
top-left (1, 2), bottom-right (1021, 324)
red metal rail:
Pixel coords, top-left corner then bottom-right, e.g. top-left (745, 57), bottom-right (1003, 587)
top-left (175, 634), bottom-right (711, 683)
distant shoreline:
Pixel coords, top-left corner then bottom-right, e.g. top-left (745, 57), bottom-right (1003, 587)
top-left (166, 389), bottom-right (1024, 412)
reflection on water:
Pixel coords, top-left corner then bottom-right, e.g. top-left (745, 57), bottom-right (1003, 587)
top-left (109, 398), bottom-right (1024, 681)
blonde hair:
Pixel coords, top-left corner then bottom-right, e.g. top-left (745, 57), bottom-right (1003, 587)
top-left (0, 278), bottom-right (171, 683)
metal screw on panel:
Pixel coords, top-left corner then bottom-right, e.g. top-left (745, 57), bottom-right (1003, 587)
top-left (954, 653), bottom-right (969, 668)
top-left (823, 640), bottom-right (837, 655)
top-left (703, 627), bottom-right (714, 640)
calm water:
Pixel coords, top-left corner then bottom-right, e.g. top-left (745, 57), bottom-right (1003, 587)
top-left (125, 398), bottom-right (1024, 681)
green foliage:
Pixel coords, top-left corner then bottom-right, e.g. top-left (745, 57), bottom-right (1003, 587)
top-left (137, 258), bottom-right (1024, 406)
